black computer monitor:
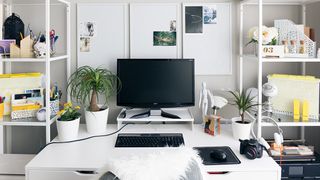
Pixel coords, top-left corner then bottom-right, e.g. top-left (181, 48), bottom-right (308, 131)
top-left (117, 59), bottom-right (195, 109)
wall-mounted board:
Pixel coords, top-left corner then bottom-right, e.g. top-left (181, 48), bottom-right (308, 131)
top-left (130, 3), bottom-right (182, 58)
top-left (183, 3), bottom-right (232, 75)
top-left (77, 3), bottom-right (129, 72)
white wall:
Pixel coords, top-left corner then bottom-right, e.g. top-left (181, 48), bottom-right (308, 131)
top-left (4, 0), bottom-right (319, 153)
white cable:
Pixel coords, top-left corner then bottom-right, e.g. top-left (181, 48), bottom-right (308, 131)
top-left (245, 111), bottom-right (283, 149)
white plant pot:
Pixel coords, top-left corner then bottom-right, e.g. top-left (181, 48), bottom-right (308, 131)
top-left (56, 117), bottom-right (80, 141)
top-left (85, 107), bottom-right (109, 135)
top-left (231, 117), bottom-right (252, 140)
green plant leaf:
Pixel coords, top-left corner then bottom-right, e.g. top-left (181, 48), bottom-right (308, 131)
top-left (67, 66), bottom-right (121, 110)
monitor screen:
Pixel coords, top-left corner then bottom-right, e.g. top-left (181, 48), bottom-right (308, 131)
top-left (117, 59), bottom-right (195, 108)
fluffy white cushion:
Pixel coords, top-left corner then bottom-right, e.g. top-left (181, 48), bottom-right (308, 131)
top-left (95, 147), bottom-right (206, 180)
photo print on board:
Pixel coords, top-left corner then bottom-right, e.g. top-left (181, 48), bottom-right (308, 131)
top-left (80, 22), bottom-right (96, 37)
top-left (80, 37), bottom-right (90, 52)
top-left (153, 31), bottom-right (177, 46)
top-left (204, 6), bottom-right (217, 24)
top-left (185, 6), bottom-right (203, 33)
top-left (170, 20), bottom-right (177, 32)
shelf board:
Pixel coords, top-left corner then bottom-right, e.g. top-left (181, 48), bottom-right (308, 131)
top-left (0, 54), bottom-right (68, 63)
top-left (261, 113), bottom-right (320, 127)
top-left (0, 115), bottom-right (57, 127)
top-left (241, 55), bottom-right (320, 63)
top-left (241, 0), bottom-right (320, 5)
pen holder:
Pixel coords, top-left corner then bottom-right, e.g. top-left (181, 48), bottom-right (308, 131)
top-left (50, 99), bottom-right (59, 116)
top-left (0, 103), bottom-right (4, 119)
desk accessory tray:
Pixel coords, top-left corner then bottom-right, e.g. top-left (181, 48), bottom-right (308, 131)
top-left (193, 146), bottom-right (241, 165)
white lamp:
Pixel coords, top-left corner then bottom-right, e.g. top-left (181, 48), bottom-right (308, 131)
top-left (262, 83), bottom-right (278, 114)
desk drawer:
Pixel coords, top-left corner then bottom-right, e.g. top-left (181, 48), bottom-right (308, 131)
top-left (27, 170), bottom-right (97, 180)
top-left (206, 171), bottom-right (279, 180)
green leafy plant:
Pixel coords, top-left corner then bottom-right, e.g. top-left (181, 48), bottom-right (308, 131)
top-left (57, 102), bottom-right (81, 121)
top-left (229, 90), bottom-right (259, 123)
top-left (68, 66), bottom-right (120, 112)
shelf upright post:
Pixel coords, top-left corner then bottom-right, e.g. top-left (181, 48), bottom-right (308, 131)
top-left (257, 0), bottom-right (263, 138)
top-left (239, 3), bottom-right (244, 93)
top-left (300, 3), bottom-right (307, 142)
top-left (45, 0), bottom-right (51, 144)
top-left (3, 1), bottom-right (13, 154)
top-left (0, 1), bottom-right (4, 154)
top-left (66, 2), bottom-right (71, 102)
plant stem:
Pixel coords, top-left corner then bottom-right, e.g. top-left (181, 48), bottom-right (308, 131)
top-left (90, 90), bottom-right (100, 112)
top-left (241, 113), bottom-right (245, 123)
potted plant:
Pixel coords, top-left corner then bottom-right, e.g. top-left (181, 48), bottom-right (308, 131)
top-left (68, 66), bottom-right (120, 135)
top-left (56, 103), bottom-right (81, 141)
top-left (229, 90), bottom-right (259, 140)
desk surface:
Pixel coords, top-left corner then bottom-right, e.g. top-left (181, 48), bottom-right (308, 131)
top-left (26, 124), bottom-right (281, 173)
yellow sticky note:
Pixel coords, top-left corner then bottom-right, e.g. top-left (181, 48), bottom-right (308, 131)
top-left (293, 99), bottom-right (300, 122)
top-left (302, 100), bottom-right (309, 122)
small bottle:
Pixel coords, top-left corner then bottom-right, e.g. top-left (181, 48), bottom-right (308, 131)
top-left (299, 40), bottom-right (305, 54)
top-left (282, 40), bottom-right (289, 54)
top-left (289, 40), bottom-right (297, 54)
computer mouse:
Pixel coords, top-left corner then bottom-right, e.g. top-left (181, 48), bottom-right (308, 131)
top-left (210, 150), bottom-right (227, 162)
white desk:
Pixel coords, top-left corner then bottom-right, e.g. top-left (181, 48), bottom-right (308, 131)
top-left (26, 124), bottom-right (281, 180)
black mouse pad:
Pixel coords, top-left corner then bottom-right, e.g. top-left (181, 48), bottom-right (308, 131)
top-left (193, 146), bottom-right (241, 165)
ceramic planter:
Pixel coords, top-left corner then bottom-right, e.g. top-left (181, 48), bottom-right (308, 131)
top-left (231, 117), bottom-right (252, 140)
top-left (56, 117), bottom-right (80, 141)
top-left (85, 107), bottom-right (109, 135)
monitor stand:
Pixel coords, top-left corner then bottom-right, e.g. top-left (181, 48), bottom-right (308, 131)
top-left (116, 108), bottom-right (194, 130)
top-left (129, 109), bottom-right (181, 119)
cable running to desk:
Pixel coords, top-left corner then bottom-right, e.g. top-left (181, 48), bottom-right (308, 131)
top-left (39, 122), bottom-right (149, 153)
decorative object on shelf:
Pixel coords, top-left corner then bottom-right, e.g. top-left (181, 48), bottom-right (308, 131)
top-left (10, 35), bottom-right (34, 58)
top-left (247, 26), bottom-right (278, 46)
top-left (36, 108), bottom-right (46, 121)
top-left (3, 13), bottom-right (24, 46)
top-left (293, 99), bottom-right (300, 122)
top-left (299, 40), bottom-right (306, 54)
top-left (0, 96), bottom-right (5, 119)
top-left (282, 40), bottom-right (289, 54)
top-left (11, 88), bottom-right (43, 119)
top-left (56, 102), bottom-right (81, 141)
top-left (275, 19), bottom-right (316, 58)
top-left (262, 45), bottom-right (285, 58)
top-left (33, 41), bottom-right (46, 58)
top-left (268, 74), bottom-right (320, 120)
top-left (229, 89), bottom-right (259, 140)
top-left (302, 100), bottom-right (309, 122)
top-left (33, 30), bottom-right (58, 58)
top-left (0, 73), bottom-right (42, 116)
top-left (50, 99), bottom-right (59, 116)
top-left (68, 66), bottom-right (120, 135)
top-left (0, 40), bottom-right (16, 56)
top-left (317, 48), bottom-right (320, 59)
top-left (247, 26), bottom-right (278, 57)
top-left (49, 29), bottom-right (58, 55)
top-left (289, 40), bottom-right (297, 54)
top-left (262, 83), bottom-right (278, 115)
top-left (49, 82), bottom-right (61, 116)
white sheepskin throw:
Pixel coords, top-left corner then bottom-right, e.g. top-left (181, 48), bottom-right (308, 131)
top-left (95, 147), bottom-right (206, 180)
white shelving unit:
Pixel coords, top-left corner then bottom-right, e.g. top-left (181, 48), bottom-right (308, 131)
top-left (0, 0), bottom-right (70, 155)
top-left (239, 0), bottom-right (320, 139)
